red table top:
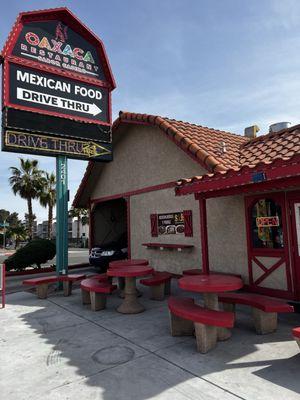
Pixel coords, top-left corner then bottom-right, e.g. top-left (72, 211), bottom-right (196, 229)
top-left (109, 259), bottom-right (149, 268)
top-left (107, 265), bottom-right (153, 278)
top-left (179, 274), bottom-right (243, 293)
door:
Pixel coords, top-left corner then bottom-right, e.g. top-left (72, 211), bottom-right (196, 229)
top-left (245, 193), bottom-right (293, 299)
top-left (288, 194), bottom-right (300, 300)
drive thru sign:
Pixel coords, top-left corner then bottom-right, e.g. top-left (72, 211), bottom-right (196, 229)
top-left (6, 63), bottom-right (109, 124)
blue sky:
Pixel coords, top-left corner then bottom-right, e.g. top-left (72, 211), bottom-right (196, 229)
top-left (1, 0), bottom-right (300, 222)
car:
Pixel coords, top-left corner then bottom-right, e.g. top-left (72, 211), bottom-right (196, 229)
top-left (89, 233), bottom-right (128, 272)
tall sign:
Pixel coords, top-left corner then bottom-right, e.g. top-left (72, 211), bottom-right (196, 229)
top-left (1, 8), bottom-right (116, 277)
top-left (1, 7), bottom-right (115, 161)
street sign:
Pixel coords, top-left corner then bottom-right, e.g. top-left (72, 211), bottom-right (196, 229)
top-left (0, 223), bottom-right (9, 228)
top-left (2, 129), bottom-right (112, 161)
top-left (5, 63), bottom-right (109, 125)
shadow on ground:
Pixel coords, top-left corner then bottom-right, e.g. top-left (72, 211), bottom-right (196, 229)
top-left (1, 280), bottom-right (300, 400)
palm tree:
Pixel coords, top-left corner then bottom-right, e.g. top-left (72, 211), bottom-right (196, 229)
top-left (39, 172), bottom-right (56, 239)
top-left (69, 207), bottom-right (88, 244)
top-left (9, 159), bottom-right (43, 240)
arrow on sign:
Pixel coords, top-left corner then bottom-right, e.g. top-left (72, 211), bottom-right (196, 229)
top-left (16, 88), bottom-right (102, 116)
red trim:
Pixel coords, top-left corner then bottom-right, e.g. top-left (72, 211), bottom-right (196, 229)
top-left (3, 60), bottom-right (111, 126)
top-left (287, 191), bottom-right (300, 300)
top-left (126, 197), bottom-right (131, 258)
top-left (5, 262), bottom-right (90, 277)
top-left (150, 214), bottom-right (158, 237)
top-left (88, 198), bottom-right (93, 251)
top-left (254, 257), bottom-right (285, 286)
top-left (244, 192), bottom-right (293, 299)
top-left (183, 210), bottom-right (193, 237)
top-left (178, 155), bottom-right (300, 197)
top-left (199, 198), bottom-right (209, 274)
top-left (6, 56), bottom-right (111, 88)
top-left (243, 284), bottom-right (294, 300)
top-left (142, 243), bottom-right (194, 249)
top-left (91, 181), bottom-right (177, 204)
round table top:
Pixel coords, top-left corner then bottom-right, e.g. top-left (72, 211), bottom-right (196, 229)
top-left (107, 265), bottom-right (153, 278)
top-left (178, 274), bottom-right (243, 293)
top-left (109, 259), bottom-right (149, 268)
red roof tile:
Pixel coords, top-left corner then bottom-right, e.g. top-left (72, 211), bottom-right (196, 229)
top-left (73, 112), bottom-right (300, 206)
top-left (177, 124), bottom-right (300, 189)
top-left (74, 111), bottom-right (246, 206)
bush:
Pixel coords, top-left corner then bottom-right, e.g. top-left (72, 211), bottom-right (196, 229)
top-left (5, 239), bottom-right (56, 271)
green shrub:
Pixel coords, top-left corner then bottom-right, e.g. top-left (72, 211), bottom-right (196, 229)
top-left (5, 239), bottom-right (56, 271)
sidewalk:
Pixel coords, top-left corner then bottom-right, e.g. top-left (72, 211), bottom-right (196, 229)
top-left (1, 282), bottom-right (300, 400)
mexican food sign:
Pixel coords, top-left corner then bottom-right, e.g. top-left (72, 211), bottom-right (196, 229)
top-left (1, 7), bottom-right (116, 161)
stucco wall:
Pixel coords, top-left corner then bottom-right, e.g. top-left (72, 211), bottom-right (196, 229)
top-left (130, 188), bottom-right (201, 274)
top-left (90, 124), bottom-right (205, 200)
top-left (207, 195), bottom-right (249, 283)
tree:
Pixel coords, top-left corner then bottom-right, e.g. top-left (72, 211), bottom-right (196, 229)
top-left (7, 212), bottom-right (20, 228)
top-left (39, 172), bottom-right (56, 239)
top-left (25, 213), bottom-right (37, 237)
top-left (69, 207), bottom-right (88, 244)
top-left (0, 209), bottom-right (10, 224)
top-left (0, 210), bottom-right (23, 248)
top-left (7, 221), bottom-right (27, 249)
top-left (9, 159), bottom-right (44, 240)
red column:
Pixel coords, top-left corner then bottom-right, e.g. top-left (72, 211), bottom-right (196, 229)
top-left (199, 197), bottom-right (210, 274)
top-left (88, 199), bottom-right (94, 252)
top-left (125, 197), bottom-right (131, 258)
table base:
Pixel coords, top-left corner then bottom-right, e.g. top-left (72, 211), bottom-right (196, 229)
top-left (117, 277), bottom-right (145, 314)
top-left (203, 293), bottom-right (232, 341)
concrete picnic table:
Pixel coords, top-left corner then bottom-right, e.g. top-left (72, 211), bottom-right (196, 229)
top-left (108, 259), bottom-right (149, 293)
top-left (178, 274), bottom-right (243, 340)
top-left (107, 265), bottom-right (153, 314)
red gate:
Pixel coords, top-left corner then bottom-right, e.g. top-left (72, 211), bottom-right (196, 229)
top-left (245, 193), bottom-right (293, 299)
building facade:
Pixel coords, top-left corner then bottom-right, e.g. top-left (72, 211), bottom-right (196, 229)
top-left (74, 112), bottom-right (300, 300)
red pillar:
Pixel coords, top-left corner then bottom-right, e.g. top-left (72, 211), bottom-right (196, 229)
top-left (199, 197), bottom-right (210, 274)
top-left (88, 198), bottom-right (94, 252)
top-left (125, 197), bottom-right (131, 258)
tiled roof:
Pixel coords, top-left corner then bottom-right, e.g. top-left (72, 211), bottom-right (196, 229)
top-left (177, 124), bottom-right (300, 187)
top-left (74, 111), bottom-right (245, 207)
top-left (74, 111), bottom-right (300, 206)
top-left (240, 124), bottom-right (300, 167)
top-left (117, 111), bottom-right (248, 172)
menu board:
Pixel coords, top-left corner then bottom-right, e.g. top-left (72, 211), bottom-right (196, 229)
top-left (158, 212), bottom-right (184, 235)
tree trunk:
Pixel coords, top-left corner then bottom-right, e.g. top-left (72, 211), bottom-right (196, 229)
top-left (27, 198), bottom-right (33, 240)
top-left (48, 206), bottom-right (53, 239)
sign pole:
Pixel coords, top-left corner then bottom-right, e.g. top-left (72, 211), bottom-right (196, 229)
top-left (56, 155), bottom-right (68, 277)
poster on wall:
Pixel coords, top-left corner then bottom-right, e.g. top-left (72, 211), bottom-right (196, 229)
top-left (158, 212), bottom-right (184, 235)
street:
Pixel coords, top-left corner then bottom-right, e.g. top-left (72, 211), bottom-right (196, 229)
top-left (0, 247), bottom-right (89, 266)
top-left (1, 248), bottom-right (94, 294)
